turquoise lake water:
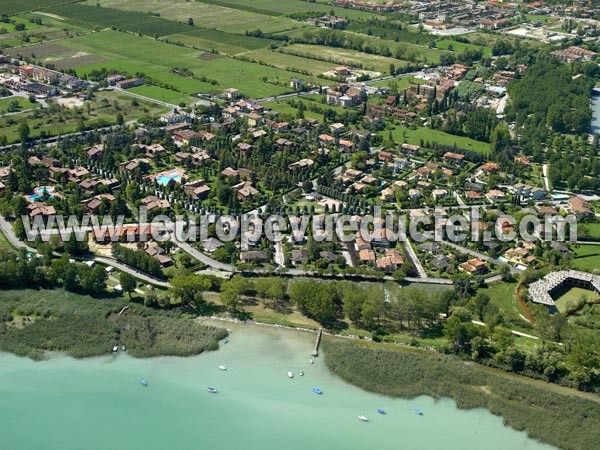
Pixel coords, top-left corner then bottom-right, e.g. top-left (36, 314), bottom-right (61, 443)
top-left (0, 321), bottom-right (556, 450)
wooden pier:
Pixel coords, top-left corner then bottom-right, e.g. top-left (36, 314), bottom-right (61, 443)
top-left (311, 328), bottom-right (322, 357)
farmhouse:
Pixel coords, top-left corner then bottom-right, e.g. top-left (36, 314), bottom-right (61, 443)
top-left (116, 78), bottom-right (143, 89)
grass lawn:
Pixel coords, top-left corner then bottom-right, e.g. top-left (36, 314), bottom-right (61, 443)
top-left (0, 227), bottom-right (16, 252)
top-left (436, 39), bottom-right (492, 57)
top-left (205, 291), bottom-right (322, 329)
top-left (262, 100), bottom-right (321, 121)
top-left (580, 222), bottom-right (600, 241)
top-left (387, 125), bottom-right (490, 154)
top-left (572, 244), bottom-right (600, 272)
top-left (554, 286), bottom-right (600, 313)
top-left (480, 281), bottom-right (535, 332)
top-left (0, 96), bottom-right (40, 114)
top-left (128, 85), bottom-right (192, 105)
top-left (369, 75), bottom-right (426, 90)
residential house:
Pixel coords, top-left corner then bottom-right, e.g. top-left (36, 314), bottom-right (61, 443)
top-left (486, 189), bottom-right (507, 203)
top-left (569, 196), bottom-right (594, 220)
top-left (240, 251), bottom-right (270, 264)
top-left (459, 258), bottom-right (488, 275)
top-left (183, 180), bottom-right (211, 200)
top-left (291, 249), bottom-right (309, 265)
top-left (233, 181), bottom-right (259, 202)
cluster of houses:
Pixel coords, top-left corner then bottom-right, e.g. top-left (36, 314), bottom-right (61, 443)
top-left (0, 62), bottom-right (88, 98)
top-left (550, 46), bottom-right (597, 63)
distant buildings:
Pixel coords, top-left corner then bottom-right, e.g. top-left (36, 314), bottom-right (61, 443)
top-left (551, 46), bottom-right (597, 63)
top-left (326, 85), bottom-right (364, 107)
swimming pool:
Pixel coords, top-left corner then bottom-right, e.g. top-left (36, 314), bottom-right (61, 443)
top-left (28, 186), bottom-right (56, 202)
top-left (154, 169), bottom-right (184, 186)
top-left (157, 175), bottom-right (183, 185)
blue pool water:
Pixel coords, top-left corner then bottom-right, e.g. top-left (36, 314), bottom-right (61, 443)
top-left (156, 175), bottom-right (182, 185)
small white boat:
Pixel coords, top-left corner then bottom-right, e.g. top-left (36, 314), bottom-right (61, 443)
top-left (207, 387), bottom-right (218, 393)
top-left (309, 358), bottom-right (314, 364)
top-left (218, 365), bottom-right (227, 371)
top-left (288, 371), bottom-right (294, 379)
top-left (112, 345), bottom-right (118, 352)
top-left (358, 416), bottom-right (369, 422)
top-left (299, 371), bottom-right (304, 376)
top-left (121, 345), bottom-right (126, 352)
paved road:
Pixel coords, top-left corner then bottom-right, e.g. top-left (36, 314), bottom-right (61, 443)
top-left (399, 233), bottom-right (427, 278)
top-left (542, 164), bottom-right (550, 192)
top-left (95, 256), bottom-right (170, 288)
top-left (0, 217), bottom-right (35, 252)
top-left (171, 237), bottom-right (235, 272)
top-left (274, 241), bottom-right (285, 268)
top-left (0, 217), bottom-right (170, 287)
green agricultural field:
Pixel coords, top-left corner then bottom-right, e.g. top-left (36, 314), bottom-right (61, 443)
top-left (0, 14), bottom-right (83, 49)
top-left (572, 244), bottom-right (600, 272)
top-left (164, 34), bottom-right (252, 56)
top-left (240, 48), bottom-right (333, 76)
top-left (171, 28), bottom-right (274, 51)
top-left (280, 43), bottom-right (406, 74)
top-left (3, 41), bottom-right (76, 60)
top-left (388, 125), bottom-right (490, 154)
top-left (0, 0), bottom-right (75, 15)
top-left (196, 0), bottom-right (380, 20)
top-left (346, 22), bottom-right (430, 45)
top-left (85, 0), bottom-right (301, 34)
top-left (53, 3), bottom-right (280, 53)
top-left (0, 96), bottom-right (40, 114)
top-left (48, 3), bottom-right (190, 36)
top-left (12, 30), bottom-right (303, 100)
top-left (285, 28), bottom-right (447, 65)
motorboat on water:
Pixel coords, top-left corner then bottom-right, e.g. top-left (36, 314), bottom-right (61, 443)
top-left (112, 345), bottom-right (118, 352)
top-left (299, 371), bottom-right (304, 376)
top-left (288, 371), bottom-right (294, 379)
top-left (309, 358), bottom-right (314, 364)
top-left (358, 416), bottom-right (369, 422)
top-left (121, 345), bottom-right (126, 352)
top-left (207, 387), bottom-right (218, 393)
top-left (224, 339), bottom-right (229, 344)
top-left (312, 387), bottom-right (322, 395)
top-left (377, 409), bottom-right (386, 415)
top-left (219, 365), bottom-right (227, 371)
top-left (413, 408), bottom-right (423, 415)
top-left (140, 380), bottom-right (148, 387)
